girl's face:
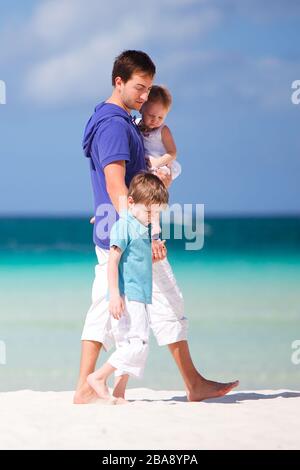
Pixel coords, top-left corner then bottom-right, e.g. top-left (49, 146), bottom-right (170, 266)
top-left (141, 101), bottom-right (168, 129)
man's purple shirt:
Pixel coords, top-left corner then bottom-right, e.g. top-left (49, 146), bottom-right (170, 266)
top-left (82, 102), bottom-right (147, 249)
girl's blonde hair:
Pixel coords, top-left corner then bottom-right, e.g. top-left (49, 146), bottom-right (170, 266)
top-left (147, 85), bottom-right (172, 110)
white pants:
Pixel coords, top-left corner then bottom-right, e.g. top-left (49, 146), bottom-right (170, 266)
top-left (108, 296), bottom-right (149, 379)
top-left (81, 247), bottom-right (188, 351)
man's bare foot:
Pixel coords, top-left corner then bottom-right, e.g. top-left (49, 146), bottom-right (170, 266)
top-left (73, 381), bottom-right (99, 404)
top-left (187, 378), bottom-right (239, 402)
top-left (87, 372), bottom-right (111, 399)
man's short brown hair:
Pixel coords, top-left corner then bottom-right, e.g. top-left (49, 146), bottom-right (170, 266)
top-left (112, 50), bottom-right (156, 86)
top-left (128, 172), bottom-right (169, 207)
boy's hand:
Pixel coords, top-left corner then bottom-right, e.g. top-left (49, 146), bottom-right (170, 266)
top-left (152, 239), bottom-right (167, 263)
top-left (109, 295), bottom-right (125, 320)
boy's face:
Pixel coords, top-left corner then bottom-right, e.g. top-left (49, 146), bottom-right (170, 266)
top-left (128, 200), bottom-right (162, 227)
top-left (141, 101), bottom-right (168, 129)
top-left (116, 72), bottom-right (154, 112)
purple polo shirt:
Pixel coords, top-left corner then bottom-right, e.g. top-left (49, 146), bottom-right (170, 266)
top-left (82, 102), bottom-right (147, 249)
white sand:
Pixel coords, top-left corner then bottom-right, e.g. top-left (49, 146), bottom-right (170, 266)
top-left (0, 388), bottom-right (299, 450)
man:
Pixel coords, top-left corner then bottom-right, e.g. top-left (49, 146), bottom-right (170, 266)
top-left (74, 50), bottom-right (239, 403)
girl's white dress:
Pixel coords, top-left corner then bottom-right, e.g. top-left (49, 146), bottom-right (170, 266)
top-left (138, 121), bottom-right (182, 180)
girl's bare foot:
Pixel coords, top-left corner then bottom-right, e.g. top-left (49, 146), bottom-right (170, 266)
top-left (87, 372), bottom-right (111, 399)
top-left (187, 378), bottom-right (239, 402)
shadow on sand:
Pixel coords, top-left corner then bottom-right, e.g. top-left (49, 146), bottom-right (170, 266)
top-left (128, 391), bottom-right (300, 404)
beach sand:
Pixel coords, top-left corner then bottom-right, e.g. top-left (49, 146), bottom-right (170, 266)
top-left (0, 388), bottom-right (299, 450)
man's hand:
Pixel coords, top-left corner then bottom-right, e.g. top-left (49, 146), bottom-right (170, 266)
top-left (152, 239), bottom-right (167, 263)
top-left (90, 216), bottom-right (95, 224)
top-left (109, 294), bottom-right (125, 320)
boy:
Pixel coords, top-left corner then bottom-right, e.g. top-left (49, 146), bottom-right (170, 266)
top-left (87, 172), bottom-right (169, 403)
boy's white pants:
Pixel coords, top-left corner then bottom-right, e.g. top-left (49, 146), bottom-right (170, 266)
top-left (81, 246), bottom-right (188, 352)
top-left (108, 297), bottom-right (150, 379)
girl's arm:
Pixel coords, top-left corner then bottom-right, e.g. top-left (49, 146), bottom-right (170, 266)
top-left (150, 126), bottom-right (177, 168)
top-left (108, 246), bottom-right (124, 319)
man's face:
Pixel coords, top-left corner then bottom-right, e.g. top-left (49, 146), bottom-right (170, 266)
top-left (118, 73), bottom-right (154, 112)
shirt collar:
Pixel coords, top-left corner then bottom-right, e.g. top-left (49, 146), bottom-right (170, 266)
top-left (120, 209), bottom-right (150, 236)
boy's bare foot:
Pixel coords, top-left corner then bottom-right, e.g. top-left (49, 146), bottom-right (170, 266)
top-left (105, 397), bottom-right (118, 405)
top-left (113, 374), bottom-right (129, 400)
top-left (187, 378), bottom-right (239, 402)
top-left (115, 397), bottom-right (129, 405)
top-left (87, 372), bottom-right (111, 399)
top-left (73, 381), bottom-right (99, 404)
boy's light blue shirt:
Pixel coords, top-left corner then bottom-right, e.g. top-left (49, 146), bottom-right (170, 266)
top-left (107, 209), bottom-right (152, 304)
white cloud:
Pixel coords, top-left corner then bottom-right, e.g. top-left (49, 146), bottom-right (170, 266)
top-left (1, 0), bottom-right (299, 108)
top-left (24, 23), bottom-right (146, 105)
top-left (0, 0), bottom-right (222, 106)
top-left (227, 0), bottom-right (300, 21)
top-left (30, 0), bottom-right (86, 46)
top-left (159, 46), bottom-right (300, 109)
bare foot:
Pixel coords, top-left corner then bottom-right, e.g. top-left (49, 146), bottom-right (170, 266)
top-left (73, 381), bottom-right (99, 404)
top-left (113, 374), bottom-right (129, 400)
top-left (87, 372), bottom-right (111, 399)
top-left (93, 396), bottom-right (118, 405)
top-left (187, 378), bottom-right (240, 402)
top-left (115, 397), bottom-right (129, 405)
top-left (104, 397), bottom-right (118, 405)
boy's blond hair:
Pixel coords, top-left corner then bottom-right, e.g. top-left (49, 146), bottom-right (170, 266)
top-left (128, 172), bottom-right (169, 207)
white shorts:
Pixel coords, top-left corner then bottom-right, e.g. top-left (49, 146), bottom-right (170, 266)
top-left (108, 296), bottom-right (150, 379)
top-left (81, 246), bottom-right (188, 351)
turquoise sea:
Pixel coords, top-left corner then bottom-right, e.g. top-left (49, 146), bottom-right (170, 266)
top-left (0, 216), bottom-right (299, 392)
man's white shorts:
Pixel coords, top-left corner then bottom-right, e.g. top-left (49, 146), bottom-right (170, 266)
top-left (81, 246), bottom-right (188, 351)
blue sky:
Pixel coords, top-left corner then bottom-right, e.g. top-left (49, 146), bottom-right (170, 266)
top-left (0, 0), bottom-right (299, 215)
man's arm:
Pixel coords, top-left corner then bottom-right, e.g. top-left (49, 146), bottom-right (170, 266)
top-left (104, 161), bottom-right (129, 214)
